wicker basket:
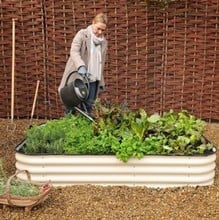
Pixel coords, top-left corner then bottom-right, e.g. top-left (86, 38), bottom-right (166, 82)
top-left (0, 170), bottom-right (52, 212)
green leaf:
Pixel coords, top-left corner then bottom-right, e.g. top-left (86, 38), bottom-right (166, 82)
top-left (148, 114), bottom-right (160, 123)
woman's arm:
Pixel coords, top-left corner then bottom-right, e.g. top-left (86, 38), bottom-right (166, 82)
top-left (69, 29), bottom-right (86, 69)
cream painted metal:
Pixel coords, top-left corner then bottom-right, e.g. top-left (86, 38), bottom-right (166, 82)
top-left (15, 152), bottom-right (216, 188)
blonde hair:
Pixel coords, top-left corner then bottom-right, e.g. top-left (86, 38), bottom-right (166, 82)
top-left (93, 13), bottom-right (107, 24)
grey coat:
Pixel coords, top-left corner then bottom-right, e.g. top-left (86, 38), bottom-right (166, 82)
top-left (58, 26), bottom-right (107, 94)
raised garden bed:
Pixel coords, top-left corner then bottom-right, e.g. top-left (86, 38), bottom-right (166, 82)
top-left (15, 142), bottom-right (216, 187)
top-left (15, 104), bottom-right (217, 188)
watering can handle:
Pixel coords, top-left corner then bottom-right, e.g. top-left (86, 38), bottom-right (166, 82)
top-left (65, 71), bottom-right (78, 86)
top-left (65, 71), bottom-right (90, 89)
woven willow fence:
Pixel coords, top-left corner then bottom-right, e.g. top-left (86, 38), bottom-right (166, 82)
top-left (0, 0), bottom-right (218, 120)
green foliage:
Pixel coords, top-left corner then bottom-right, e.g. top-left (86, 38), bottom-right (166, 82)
top-left (0, 179), bottom-right (40, 197)
top-left (22, 103), bottom-right (215, 163)
top-left (0, 160), bottom-right (40, 197)
top-left (24, 114), bottom-right (77, 154)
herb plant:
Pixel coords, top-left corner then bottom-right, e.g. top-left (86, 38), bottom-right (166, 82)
top-left (0, 159), bottom-right (40, 197)
top-left (0, 178), bottom-right (40, 197)
top-left (22, 103), bottom-right (215, 162)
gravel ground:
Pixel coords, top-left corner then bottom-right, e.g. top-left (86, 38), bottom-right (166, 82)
top-left (0, 119), bottom-right (218, 220)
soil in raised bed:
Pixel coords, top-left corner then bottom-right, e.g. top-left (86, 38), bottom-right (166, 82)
top-left (0, 119), bottom-right (218, 220)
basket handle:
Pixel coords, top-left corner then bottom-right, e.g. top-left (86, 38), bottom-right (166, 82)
top-left (5, 170), bottom-right (32, 205)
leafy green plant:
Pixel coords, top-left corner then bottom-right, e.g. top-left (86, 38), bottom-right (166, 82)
top-left (0, 178), bottom-right (40, 197)
top-left (24, 114), bottom-right (78, 154)
top-left (22, 102), bottom-right (215, 162)
top-left (0, 160), bottom-right (40, 197)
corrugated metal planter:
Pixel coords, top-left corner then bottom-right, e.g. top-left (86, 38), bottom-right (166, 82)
top-left (15, 140), bottom-right (217, 188)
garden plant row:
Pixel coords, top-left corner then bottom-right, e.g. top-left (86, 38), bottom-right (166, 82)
top-left (22, 102), bottom-right (215, 162)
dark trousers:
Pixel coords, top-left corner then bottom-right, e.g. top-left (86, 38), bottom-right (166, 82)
top-left (84, 81), bottom-right (99, 113)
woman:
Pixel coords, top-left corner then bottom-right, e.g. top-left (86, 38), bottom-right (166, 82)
top-left (58, 13), bottom-right (108, 115)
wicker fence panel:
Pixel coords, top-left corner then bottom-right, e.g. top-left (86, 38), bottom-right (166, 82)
top-left (144, 0), bottom-right (219, 120)
top-left (104, 1), bottom-right (129, 107)
top-left (0, 0), bottom-right (44, 118)
top-left (0, 0), bottom-right (218, 120)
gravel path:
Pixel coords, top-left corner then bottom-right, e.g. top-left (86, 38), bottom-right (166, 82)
top-left (0, 119), bottom-right (218, 220)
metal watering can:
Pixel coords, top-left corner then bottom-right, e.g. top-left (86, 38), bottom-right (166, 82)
top-left (60, 71), bottom-right (89, 109)
top-left (60, 71), bottom-right (95, 122)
